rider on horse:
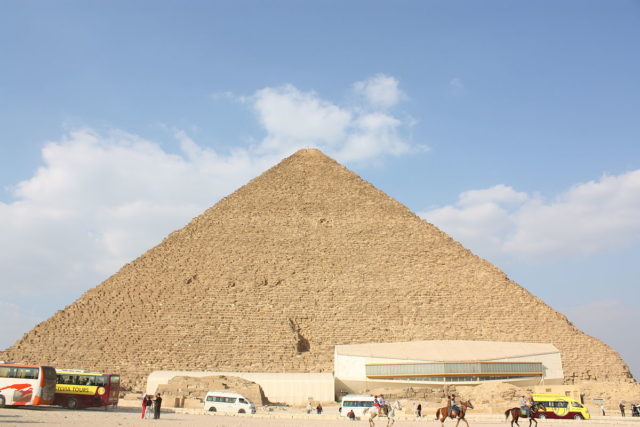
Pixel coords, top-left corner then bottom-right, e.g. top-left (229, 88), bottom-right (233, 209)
top-left (519, 396), bottom-right (528, 416)
top-left (374, 395), bottom-right (381, 415)
top-left (378, 394), bottom-right (387, 414)
top-left (449, 394), bottom-right (460, 417)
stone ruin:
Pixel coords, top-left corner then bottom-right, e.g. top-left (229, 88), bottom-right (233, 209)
top-left (1, 149), bottom-right (635, 391)
top-left (155, 375), bottom-right (267, 408)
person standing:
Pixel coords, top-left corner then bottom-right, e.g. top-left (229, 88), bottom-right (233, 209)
top-left (153, 393), bottom-right (162, 419)
top-left (145, 394), bottom-right (153, 418)
top-left (601, 404), bottom-right (605, 416)
top-left (141, 394), bottom-right (148, 419)
top-left (620, 402), bottom-right (626, 417)
top-left (316, 402), bottom-right (323, 414)
top-left (416, 403), bottom-right (422, 418)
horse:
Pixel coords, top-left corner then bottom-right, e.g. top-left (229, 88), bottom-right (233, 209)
top-left (366, 400), bottom-right (402, 427)
top-left (435, 400), bottom-right (474, 427)
top-left (505, 402), bottom-right (546, 427)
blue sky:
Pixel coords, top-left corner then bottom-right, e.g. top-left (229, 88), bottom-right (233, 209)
top-left (1, 1), bottom-right (639, 378)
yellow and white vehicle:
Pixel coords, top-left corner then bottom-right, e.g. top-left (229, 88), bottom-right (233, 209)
top-left (532, 393), bottom-right (590, 420)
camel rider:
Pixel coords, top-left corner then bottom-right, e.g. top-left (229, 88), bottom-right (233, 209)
top-left (449, 394), bottom-right (459, 417)
top-left (519, 395), bottom-right (528, 416)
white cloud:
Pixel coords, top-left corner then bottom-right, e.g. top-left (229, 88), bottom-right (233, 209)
top-left (252, 85), bottom-right (352, 151)
top-left (353, 73), bottom-right (406, 109)
top-left (248, 77), bottom-right (418, 162)
top-left (421, 171), bottom-right (640, 260)
top-left (449, 77), bottom-right (465, 96)
top-left (0, 128), bottom-right (265, 298)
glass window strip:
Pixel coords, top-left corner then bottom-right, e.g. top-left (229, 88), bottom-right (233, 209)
top-left (366, 362), bottom-right (544, 378)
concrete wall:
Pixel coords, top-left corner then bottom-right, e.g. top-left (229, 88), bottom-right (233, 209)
top-left (147, 371), bottom-right (334, 405)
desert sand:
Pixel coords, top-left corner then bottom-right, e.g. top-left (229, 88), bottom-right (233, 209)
top-left (2, 406), bottom-right (640, 426)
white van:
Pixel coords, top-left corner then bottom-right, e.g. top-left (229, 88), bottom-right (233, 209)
top-left (203, 391), bottom-right (256, 414)
top-left (339, 394), bottom-right (375, 418)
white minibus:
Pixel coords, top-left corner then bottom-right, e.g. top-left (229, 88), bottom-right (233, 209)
top-left (203, 391), bottom-right (256, 414)
top-left (339, 394), bottom-right (375, 418)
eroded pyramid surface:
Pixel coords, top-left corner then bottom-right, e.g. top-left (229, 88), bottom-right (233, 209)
top-left (2, 149), bottom-right (632, 390)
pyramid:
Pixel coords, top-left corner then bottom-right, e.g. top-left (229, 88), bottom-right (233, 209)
top-left (2, 149), bottom-right (633, 391)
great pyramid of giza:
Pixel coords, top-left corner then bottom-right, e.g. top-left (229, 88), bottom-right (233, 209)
top-left (2, 149), bottom-right (633, 391)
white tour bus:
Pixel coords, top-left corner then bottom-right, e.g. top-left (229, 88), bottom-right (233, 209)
top-left (339, 394), bottom-right (375, 418)
top-left (203, 391), bottom-right (256, 414)
top-left (0, 362), bottom-right (57, 407)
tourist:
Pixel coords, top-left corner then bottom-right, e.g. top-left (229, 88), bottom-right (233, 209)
top-left (519, 395), bottom-right (528, 416)
top-left (347, 409), bottom-right (356, 420)
top-left (145, 394), bottom-right (153, 418)
top-left (306, 402), bottom-right (313, 414)
top-left (316, 402), bottom-right (323, 414)
top-left (153, 393), bottom-right (162, 419)
top-left (601, 404), bottom-right (605, 416)
top-left (416, 402), bottom-right (422, 417)
top-left (449, 394), bottom-right (459, 417)
top-left (378, 394), bottom-right (386, 415)
top-left (373, 395), bottom-right (380, 413)
top-left (620, 402), bottom-right (626, 417)
top-left (141, 394), bottom-right (148, 419)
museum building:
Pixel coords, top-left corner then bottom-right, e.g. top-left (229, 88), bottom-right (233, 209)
top-left (334, 340), bottom-right (564, 395)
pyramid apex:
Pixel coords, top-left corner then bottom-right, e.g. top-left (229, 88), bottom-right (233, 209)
top-left (292, 148), bottom-right (327, 157)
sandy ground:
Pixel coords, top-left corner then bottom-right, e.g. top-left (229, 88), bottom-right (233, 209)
top-left (2, 406), bottom-right (640, 427)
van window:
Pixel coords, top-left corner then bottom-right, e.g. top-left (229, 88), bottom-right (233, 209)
top-left (211, 396), bottom-right (237, 403)
top-left (572, 402), bottom-right (583, 408)
top-left (343, 401), bottom-right (373, 407)
top-left (239, 398), bottom-right (247, 404)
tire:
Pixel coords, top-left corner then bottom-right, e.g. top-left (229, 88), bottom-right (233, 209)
top-left (574, 414), bottom-right (584, 420)
top-left (538, 414), bottom-right (546, 419)
top-left (208, 406), bottom-right (217, 412)
top-left (66, 397), bottom-right (79, 410)
top-left (0, 395), bottom-right (6, 408)
top-left (238, 409), bottom-right (246, 414)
